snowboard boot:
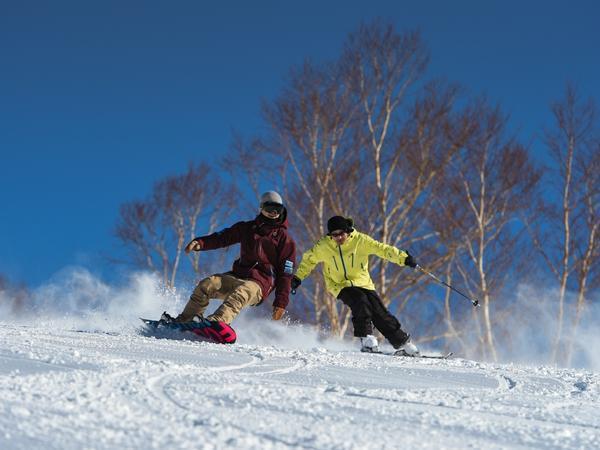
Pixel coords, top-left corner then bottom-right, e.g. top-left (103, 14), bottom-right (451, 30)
top-left (393, 337), bottom-right (420, 357)
top-left (360, 335), bottom-right (380, 353)
top-left (192, 314), bottom-right (209, 324)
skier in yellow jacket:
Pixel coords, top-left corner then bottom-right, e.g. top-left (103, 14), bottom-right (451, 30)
top-left (292, 216), bottom-right (419, 355)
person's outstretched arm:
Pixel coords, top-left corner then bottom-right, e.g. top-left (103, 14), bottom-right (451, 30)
top-left (295, 239), bottom-right (326, 281)
top-left (360, 233), bottom-right (415, 267)
top-left (184, 221), bottom-right (245, 254)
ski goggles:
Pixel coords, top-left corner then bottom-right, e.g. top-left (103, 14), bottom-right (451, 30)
top-left (262, 202), bottom-right (284, 214)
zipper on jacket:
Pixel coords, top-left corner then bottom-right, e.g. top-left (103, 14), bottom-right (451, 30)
top-left (337, 246), bottom-right (353, 286)
top-left (351, 253), bottom-right (354, 267)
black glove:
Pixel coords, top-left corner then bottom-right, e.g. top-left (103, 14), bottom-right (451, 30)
top-left (404, 252), bottom-right (417, 268)
top-left (291, 275), bottom-right (301, 294)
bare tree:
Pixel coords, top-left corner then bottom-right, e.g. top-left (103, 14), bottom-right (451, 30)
top-left (273, 61), bottom-right (362, 335)
top-left (534, 86), bottom-right (599, 364)
top-left (354, 81), bottom-right (480, 314)
top-left (429, 102), bottom-right (541, 361)
top-left (339, 24), bottom-right (429, 305)
top-left (338, 24), bottom-right (481, 343)
top-left (114, 162), bottom-right (236, 289)
top-left (568, 141), bottom-right (599, 365)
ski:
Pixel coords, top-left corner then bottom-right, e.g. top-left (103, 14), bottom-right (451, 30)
top-left (361, 350), bottom-right (454, 359)
top-left (397, 351), bottom-right (454, 359)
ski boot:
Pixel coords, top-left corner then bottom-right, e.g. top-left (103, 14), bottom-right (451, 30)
top-left (393, 337), bottom-right (420, 357)
top-left (360, 335), bottom-right (380, 353)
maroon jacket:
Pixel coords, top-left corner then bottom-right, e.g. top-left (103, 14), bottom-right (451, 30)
top-left (194, 211), bottom-right (296, 309)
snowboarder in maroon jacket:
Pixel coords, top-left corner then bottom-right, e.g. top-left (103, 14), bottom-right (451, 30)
top-left (168, 191), bottom-right (296, 324)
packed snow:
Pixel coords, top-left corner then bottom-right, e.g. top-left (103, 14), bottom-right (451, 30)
top-left (1, 270), bottom-right (599, 449)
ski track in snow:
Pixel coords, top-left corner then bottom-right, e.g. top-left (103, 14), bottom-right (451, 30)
top-left (0, 322), bottom-right (599, 450)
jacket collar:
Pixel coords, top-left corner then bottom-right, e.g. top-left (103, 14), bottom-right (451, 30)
top-left (327, 229), bottom-right (356, 247)
top-left (254, 208), bottom-right (289, 230)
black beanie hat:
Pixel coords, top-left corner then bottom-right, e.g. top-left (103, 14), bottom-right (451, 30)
top-left (327, 216), bottom-right (354, 235)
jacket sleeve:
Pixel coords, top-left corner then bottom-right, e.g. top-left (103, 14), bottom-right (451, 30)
top-left (295, 239), bottom-right (325, 281)
top-left (361, 233), bottom-right (409, 266)
top-left (272, 233), bottom-right (297, 309)
top-left (196, 221), bottom-right (245, 250)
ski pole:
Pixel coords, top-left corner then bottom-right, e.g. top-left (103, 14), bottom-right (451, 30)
top-left (416, 264), bottom-right (480, 307)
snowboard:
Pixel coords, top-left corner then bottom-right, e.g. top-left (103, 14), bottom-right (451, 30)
top-left (140, 317), bottom-right (237, 344)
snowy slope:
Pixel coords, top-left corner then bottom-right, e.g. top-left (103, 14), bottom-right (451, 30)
top-left (1, 320), bottom-right (598, 450)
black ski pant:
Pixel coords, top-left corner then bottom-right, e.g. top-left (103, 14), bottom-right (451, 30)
top-left (337, 286), bottom-right (409, 348)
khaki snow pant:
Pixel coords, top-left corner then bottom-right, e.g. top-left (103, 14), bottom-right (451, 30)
top-left (176, 273), bottom-right (263, 324)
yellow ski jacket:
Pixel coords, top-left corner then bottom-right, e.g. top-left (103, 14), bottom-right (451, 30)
top-left (295, 229), bottom-right (410, 297)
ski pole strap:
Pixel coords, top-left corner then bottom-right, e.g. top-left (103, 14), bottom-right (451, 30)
top-left (416, 265), bottom-right (479, 307)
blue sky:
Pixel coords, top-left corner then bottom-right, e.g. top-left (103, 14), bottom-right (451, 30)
top-left (1, 0), bottom-right (599, 286)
